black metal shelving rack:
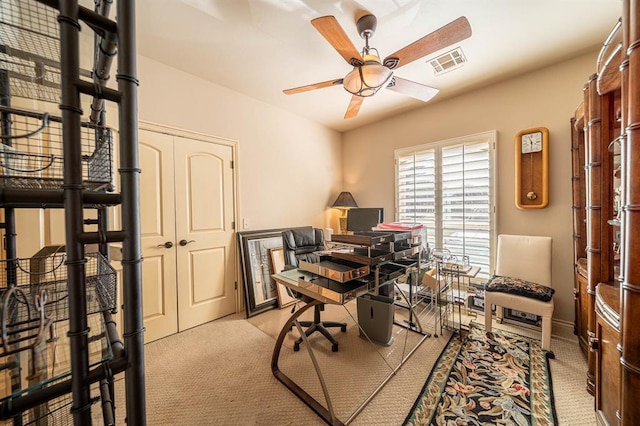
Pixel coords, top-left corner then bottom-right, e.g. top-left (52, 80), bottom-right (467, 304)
top-left (0, 0), bottom-right (145, 424)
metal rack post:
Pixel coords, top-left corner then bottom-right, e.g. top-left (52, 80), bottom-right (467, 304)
top-left (116, 1), bottom-right (147, 423)
top-left (58, 2), bottom-right (93, 423)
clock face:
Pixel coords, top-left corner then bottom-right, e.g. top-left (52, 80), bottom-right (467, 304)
top-left (521, 132), bottom-right (543, 154)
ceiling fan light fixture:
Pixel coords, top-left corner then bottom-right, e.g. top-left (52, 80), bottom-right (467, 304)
top-left (343, 53), bottom-right (393, 97)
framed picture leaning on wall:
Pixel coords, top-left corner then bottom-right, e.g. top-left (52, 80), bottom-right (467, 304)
top-left (269, 246), bottom-right (296, 308)
top-left (238, 229), bottom-right (283, 317)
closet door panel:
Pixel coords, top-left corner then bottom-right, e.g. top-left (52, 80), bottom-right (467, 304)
top-left (138, 129), bottom-right (178, 342)
top-left (174, 137), bottom-right (235, 331)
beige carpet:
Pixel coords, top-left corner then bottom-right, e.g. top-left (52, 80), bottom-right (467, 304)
top-left (99, 300), bottom-right (595, 425)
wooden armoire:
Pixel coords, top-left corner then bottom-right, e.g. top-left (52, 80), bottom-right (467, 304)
top-left (572, 0), bottom-right (640, 424)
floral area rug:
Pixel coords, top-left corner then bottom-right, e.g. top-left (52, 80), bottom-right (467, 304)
top-left (403, 323), bottom-right (557, 426)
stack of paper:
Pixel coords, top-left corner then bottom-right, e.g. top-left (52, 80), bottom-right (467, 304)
top-left (375, 222), bottom-right (423, 231)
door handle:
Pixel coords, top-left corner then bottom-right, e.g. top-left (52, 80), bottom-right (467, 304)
top-left (157, 241), bottom-right (174, 249)
top-left (179, 239), bottom-right (196, 246)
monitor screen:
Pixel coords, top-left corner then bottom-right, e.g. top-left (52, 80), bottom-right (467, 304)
top-left (346, 208), bottom-right (384, 232)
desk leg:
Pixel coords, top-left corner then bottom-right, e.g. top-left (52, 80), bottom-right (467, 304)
top-left (271, 299), bottom-right (344, 426)
top-left (392, 280), bottom-right (430, 337)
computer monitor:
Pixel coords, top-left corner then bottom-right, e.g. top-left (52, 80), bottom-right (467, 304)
top-left (346, 208), bottom-right (384, 232)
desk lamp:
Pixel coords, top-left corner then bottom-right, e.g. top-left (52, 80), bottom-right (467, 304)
top-left (332, 192), bottom-right (358, 234)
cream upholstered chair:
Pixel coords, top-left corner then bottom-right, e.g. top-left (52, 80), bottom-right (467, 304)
top-left (484, 234), bottom-right (555, 356)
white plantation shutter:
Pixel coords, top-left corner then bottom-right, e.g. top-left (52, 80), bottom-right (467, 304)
top-left (397, 150), bottom-right (437, 249)
top-left (395, 132), bottom-right (495, 278)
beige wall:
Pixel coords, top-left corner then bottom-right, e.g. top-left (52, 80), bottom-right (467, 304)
top-left (135, 56), bottom-right (344, 233)
top-left (342, 51), bottom-right (599, 325)
top-left (10, 43), bottom-right (595, 326)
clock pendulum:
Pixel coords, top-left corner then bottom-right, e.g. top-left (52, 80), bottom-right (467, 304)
top-left (527, 152), bottom-right (537, 200)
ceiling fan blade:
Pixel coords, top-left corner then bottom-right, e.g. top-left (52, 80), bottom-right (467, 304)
top-left (312, 16), bottom-right (364, 66)
top-left (283, 78), bottom-right (343, 95)
top-left (344, 95), bottom-right (363, 119)
top-left (383, 16), bottom-right (472, 70)
top-left (387, 76), bottom-right (439, 102)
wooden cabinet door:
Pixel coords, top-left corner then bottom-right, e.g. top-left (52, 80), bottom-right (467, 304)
top-left (595, 312), bottom-right (620, 425)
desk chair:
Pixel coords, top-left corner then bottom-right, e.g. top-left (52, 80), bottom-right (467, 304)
top-left (484, 234), bottom-right (555, 356)
top-left (282, 227), bottom-right (347, 352)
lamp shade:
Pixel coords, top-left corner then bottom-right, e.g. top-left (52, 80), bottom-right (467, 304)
top-left (332, 192), bottom-right (358, 208)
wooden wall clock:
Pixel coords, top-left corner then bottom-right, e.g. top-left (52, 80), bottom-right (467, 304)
top-left (515, 127), bottom-right (549, 209)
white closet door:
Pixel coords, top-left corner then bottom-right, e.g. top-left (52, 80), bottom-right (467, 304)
top-left (138, 129), bottom-right (178, 342)
top-left (139, 128), bottom-right (237, 342)
top-left (173, 136), bottom-right (236, 331)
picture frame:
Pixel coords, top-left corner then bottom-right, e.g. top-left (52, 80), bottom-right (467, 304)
top-left (238, 229), bottom-right (284, 317)
top-left (269, 247), bottom-right (296, 308)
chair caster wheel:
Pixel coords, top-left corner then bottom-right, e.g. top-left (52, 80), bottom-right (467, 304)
top-left (293, 342), bottom-right (300, 352)
top-left (546, 351), bottom-right (555, 359)
top-left (331, 343), bottom-right (338, 352)
top-left (340, 325), bottom-right (347, 332)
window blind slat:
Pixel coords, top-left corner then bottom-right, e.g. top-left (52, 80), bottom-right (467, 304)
top-left (396, 138), bottom-right (492, 278)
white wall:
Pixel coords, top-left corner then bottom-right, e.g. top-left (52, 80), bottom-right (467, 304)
top-left (136, 56), bottom-right (344, 233)
top-left (342, 51), bottom-right (599, 324)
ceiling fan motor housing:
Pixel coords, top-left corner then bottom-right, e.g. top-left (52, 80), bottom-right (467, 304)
top-left (356, 14), bottom-right (377, 40)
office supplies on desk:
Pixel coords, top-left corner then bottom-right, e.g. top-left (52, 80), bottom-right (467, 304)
top-left (298, 259), bottom-right (370, 283)
top-left (375, 222), bottom-right (423, 231)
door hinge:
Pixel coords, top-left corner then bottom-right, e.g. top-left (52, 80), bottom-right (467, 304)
top-left (230, 160), bottom-right (234, 169)
top-left (231, 221), bottom-right (235, 230)
top-left (234, 282), bottom-right (237, 290)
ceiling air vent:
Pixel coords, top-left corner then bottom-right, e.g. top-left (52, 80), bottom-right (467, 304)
top-left (429, 47), bottom-right (466, 75)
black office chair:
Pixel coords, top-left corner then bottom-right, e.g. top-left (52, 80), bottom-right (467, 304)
top-left (282, 227), bottom-right (347, 352)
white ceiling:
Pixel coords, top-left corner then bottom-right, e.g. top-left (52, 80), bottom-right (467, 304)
top-left (135, 0), bottom-right (621, 132)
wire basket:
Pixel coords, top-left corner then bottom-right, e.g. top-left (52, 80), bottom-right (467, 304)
top-left (0, 311), bottom-right (113, 419)
top-left (0, 379), bottom-right (112, 424)
top-left (0, 0), bottom-right (94, 105)
top-left (0, 106), bottom-right (114, 190)
top-left (0, 391), bottom-right (73, 425)
top-left (1, 379), bottom-right (117, 425)
top-left (0, 252), bottom-right (117, 332)
top-left (0, 0), bottom-right (62, 104)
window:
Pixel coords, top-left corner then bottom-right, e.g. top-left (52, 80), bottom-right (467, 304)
top-left (395, 131), bottom-right (496, 278)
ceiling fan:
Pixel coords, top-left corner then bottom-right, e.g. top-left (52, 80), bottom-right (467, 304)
top-left (283, 13), bottom-right (472, 119)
